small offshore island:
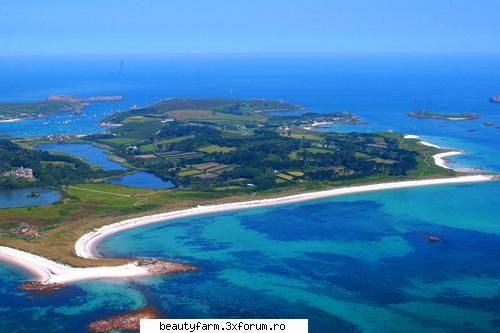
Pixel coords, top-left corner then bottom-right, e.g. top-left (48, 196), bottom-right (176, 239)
top-left (0, 95), bottom-right (123, 122)
top-left (489, 94), bottom-right (500, 104)
top-left (0, 98), bottom-right (494, 294)
top-left (408, 110), bottom-right (480, 121)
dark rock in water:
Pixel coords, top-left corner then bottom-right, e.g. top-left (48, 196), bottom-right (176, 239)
top-left (484, 121), bottom-right (494, 127)
top-left (17, 281), bottom-right (63, 292)
top-left (424, 235), bottom-right (441, 242)
top-left (88, 307), bottom-right (160, 333)
top-left (138, 259), bottom-right (197, 275)
top-left (26, 191), bottom-right (40, 198)
top-left (489, 95), bottom-right (500, 104)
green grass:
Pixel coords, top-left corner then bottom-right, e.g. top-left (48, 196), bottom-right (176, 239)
top-left (288, 132), bottom-right (323, 141)
top-left (369, 157), bottom-right (397, 164)
top-left (277, 173), bottom-right (294, 181)
top-left (158, 151), bottom-right (204, 161)
top-left (138, 144), bottom-right (156, 153)
top-left (122, 116), bottom-right (159, 123)
top-left (197, 145), bottom-right (236, 153)
top-left (0, 183), bottom-right (154, 231)
top-left (113, 120), bottom-right (163, 138)
top-left (306, 147), bottom-right (331, 154)
top-left (288, 171), bottom-right (305, 177)
top-left (166, 109), bottom-right (266, 125)
top-left (100, 137), bottom-right (141, 145)
top-left (156, 135), bottom-right (195, 145)
top-left (178, 169), bottom-right (203, 177)
top-left (354, 152), bottom-right (370, 158)
top-left (398, 135), bottom-right (455, 177)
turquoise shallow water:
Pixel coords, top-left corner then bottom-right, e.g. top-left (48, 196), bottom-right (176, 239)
top-left (3, 182), bottom-right (500, 332)
top-left (96, 181), bottom-right (500, 333)
top-left (1, 55), bottom-right (500, 332)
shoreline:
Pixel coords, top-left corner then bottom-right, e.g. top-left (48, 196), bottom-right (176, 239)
top-left (0, 118), bottom-right (22, 123)
top-left (0, 175), bottom-right (494, 285)
top-left (433, 151), bottom-right (464, 170)
top-left (0, 134), bottom-right (492, 285)
top-left (75, 175), bottom-right (492, 260)
top-left (0, 246), bottom-right (150, 284)
top-left (404, 135), bottom-right (464, 171)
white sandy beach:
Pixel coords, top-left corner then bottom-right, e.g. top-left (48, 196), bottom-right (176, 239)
top-left (0, 118), bottom-right (21, 123)
top-left (433, 151), bottom-right (464, 170)
top-left (0, 246), bottom-right (149, 284)
top-left (0, 174), bottom-right (494, 285)
top-left (403, 134), bottom-right (464, 170)
top-left (75, 175), bottom-right (492, 260)
top-left (0, 134), bottom-right (493, 285)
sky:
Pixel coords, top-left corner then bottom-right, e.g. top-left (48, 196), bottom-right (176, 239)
top-left (1, 0), bottom-right (499, 55)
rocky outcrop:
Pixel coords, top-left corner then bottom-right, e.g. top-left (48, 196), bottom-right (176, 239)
top-left (424, 235), bottom-right (441, 242)
top-left (88, 307), bottom-right (159, 333)
top-left (138, 259), bottom-right (197, 275)
top-left (16, 259), bottom-right (196, 293)
top-left (17, 282), bottom-right (63, 292)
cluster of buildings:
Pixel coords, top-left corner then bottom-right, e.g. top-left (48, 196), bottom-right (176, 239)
top-left (17, 223), bottom-right (39, 239)
top-left (45, 134), bottom-right (81, 142)
top-left (3, 167), bottom-right (34, 180)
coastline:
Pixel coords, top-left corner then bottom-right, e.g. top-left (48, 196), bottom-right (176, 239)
top-left (404, 135), bottom-right (464, 170)
top-left (0, 175), bottom-right (494, 285)
top-left (75, 175), bottom-right (492, 260)
top-left (0, 118), bottom-right (21, 123)
top-left (0, 246), bottom-right (150, 284)
top-left (433, 151), bottom-right (464, 170)
top-left (0, 134), bottom-right (492, 286)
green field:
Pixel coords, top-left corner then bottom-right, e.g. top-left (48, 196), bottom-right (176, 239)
top-left (178, 169), bottom-right (203, 177)
top-left (166, 109), bottom-right (266, 124)
top-left (197, 145), bottom-right (236, 153)
top-left (156, 135), bottom-right (195, 145)
top-left (277, 173), bottom-right (294, 181)
top-left (100, 137), bottom-right (142, 145)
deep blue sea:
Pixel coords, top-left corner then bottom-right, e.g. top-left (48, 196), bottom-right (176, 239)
top-left (1, 54), bottom-right (500, 332)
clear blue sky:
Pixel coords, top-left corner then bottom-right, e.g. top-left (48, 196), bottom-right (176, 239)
top-left (1, 0), bottom-right (499, 55)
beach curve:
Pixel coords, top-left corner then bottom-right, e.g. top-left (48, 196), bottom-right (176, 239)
top-left (75, 175), bottom-right (493, 260)
top-left (404, 134), bottom-right (465, 170)
top-left (0, 133), bottom-right (495, 286)
top-left (0, 176), bottom-right (495, 286)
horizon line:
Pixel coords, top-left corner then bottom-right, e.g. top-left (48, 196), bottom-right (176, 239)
top-left (1, 51), bottom-right (500, 58)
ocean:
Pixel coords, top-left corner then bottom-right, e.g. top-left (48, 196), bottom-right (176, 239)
top-left (1, 54), bottom-right (500, 332)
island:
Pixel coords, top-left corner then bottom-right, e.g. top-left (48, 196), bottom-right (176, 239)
top-left (48, 95), bottom-right (124, 103)
top-left (489, 95), bottom-right (500, 104)
top-left (88, 308), bottom-right (160, 333)
top-left (408, 110), bottom-right (480, 121)
top-left (0, 95), bottom-right (124, 122)
top-left (26, 191), bottom-right (40, 198)
top-left (0, 98), bottom-right (492, 296)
